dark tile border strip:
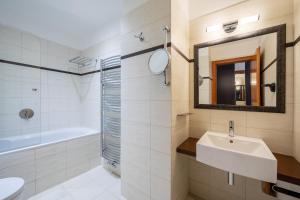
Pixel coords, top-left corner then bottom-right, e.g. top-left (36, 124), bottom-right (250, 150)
top-left (0, 59), bottom-right (120, 76)
top-left (120, 42), bottom-right (195, 63)
top-left (295, 35), bottom-right (300, 46)
top-left (80, 65), bottom-right (121, 76)
top-left (286, 35), bottom-right (300, 47)
top-left (3, 34), bottom-right (297, 77)
top-left (102, 65), bottom-right (121, 72)
top-left (171, 44), bottom-right (194, 63)
top-left (0, 59), bottom-right (81, 75)
top-left (261, 58), bottom-right (277, 73)
top-left (121, 42), bottom-right (171, 60)
top-left (80, 70), bottom-right (101, 76)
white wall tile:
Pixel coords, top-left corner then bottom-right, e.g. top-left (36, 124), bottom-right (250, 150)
top-left (36, 170), bottom-right (67, 193)
top-left (150, 175), bottom-right (171, 200)
top-left (36, 153), bottom-right (66, 179)
top-left (150, 125), bottom-right (171, 154)
top-left (150, 150), bottom-right (171, 180)
top-left (0, 43), bottom-right (22, 62)
top-left (22, 33), bottom-right (41, 52)
top-left (0, 25), bottom-right (22, 46)
top-left (150, 101), bottom-right (171, 127)
top-left (22, 48), bottom-right (40, 66)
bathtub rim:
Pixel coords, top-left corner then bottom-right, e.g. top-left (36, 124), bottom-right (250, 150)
top-left (0, 130), bottom-right (100, 156)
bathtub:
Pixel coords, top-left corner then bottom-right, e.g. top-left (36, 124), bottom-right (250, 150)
top-left (0, 127), bottom-right (99, 153)
top-left (0, 127), bottom-right (101, 199)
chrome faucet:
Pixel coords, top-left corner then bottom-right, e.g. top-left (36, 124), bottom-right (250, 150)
top-left (229, 120), bottom-right (234, 137)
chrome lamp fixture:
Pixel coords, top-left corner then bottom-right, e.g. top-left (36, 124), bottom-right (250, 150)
top-left (206, 14), bottom-right (260, 33)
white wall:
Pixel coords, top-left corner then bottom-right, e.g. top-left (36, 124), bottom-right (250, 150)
top-left (294, 0), bottom-right (300, 162)
top-left (121, 0), bottom-right (172, 199)
top-left (188, 0), bottom-right (295, 199)
top-left (80, 34), bottom-right (121, 131)
top-left (171, 0), bottom-right (190, 200)
top-left (0, 23), bottom-right (116, 144)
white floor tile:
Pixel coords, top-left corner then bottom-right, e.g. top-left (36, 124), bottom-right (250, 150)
top-left (29, 166), bottom-right (124, 200)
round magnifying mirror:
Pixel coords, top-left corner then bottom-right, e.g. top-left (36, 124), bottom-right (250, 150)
top-left (148, 49), bottom-right (169, 74)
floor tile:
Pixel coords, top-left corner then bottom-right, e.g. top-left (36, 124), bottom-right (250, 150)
top-left (29, 166), bottom-right (124, 200)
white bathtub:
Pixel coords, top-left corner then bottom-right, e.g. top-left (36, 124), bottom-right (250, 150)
top-left (0, 127), bottom-right (101, 198)
top-left (0, 127), bottom-right (99, 154)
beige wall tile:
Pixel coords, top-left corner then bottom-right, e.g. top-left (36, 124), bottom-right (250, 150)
top-left (211, 123), bottom-right (246, 136)
top-left (189, 121), bottom-right (210, 138)
top-left (189, 180), bottom-right (210, 200)
top-left (209, 168), bottom-right (246, 199)
top-left (247, 128), bottom-right (293, 155)
top-left (246, 104), bottom-right (293, 132)
top-left (188, 0), bottom-right (297, 199)
top-left (190, 109), bottom-right (211, 123)
top-left (294, 0), bottom-right (300, 162)
top-left (189, 160), bottom-right (210, 185)
top-left (211, 110), bottom-right (246, 127)
top-left (245, 178), bottom-right (277, 200)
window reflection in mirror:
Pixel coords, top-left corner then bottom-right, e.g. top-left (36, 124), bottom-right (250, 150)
top-left (197, 33), bottom-right (277, 107)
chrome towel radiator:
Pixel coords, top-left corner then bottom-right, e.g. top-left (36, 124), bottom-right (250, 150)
top-left (101, 55), bottom-right (121, 173)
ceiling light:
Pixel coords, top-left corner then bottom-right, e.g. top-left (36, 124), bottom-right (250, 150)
top-left (239, 14), bottom-right (260, 25)
top-left (206, 24), bottom-right (222, 33)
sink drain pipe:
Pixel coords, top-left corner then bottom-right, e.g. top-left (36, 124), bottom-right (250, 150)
top-left (228, 172), bottom-right (234, 185)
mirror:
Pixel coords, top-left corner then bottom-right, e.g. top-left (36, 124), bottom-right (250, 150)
top-left (194, 25), bottom-right (286, 113)
top-left (149, 49), bottom-right (169, 74)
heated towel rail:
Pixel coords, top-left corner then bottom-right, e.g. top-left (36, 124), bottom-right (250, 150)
top-left (101, 56), bottom-right (121, 172)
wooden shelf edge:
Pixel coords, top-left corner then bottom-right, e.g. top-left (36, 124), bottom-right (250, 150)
top-left (177, 137), bottom-right (300, 186)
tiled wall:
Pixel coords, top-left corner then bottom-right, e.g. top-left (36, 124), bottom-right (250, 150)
top-left (188, 0), bottom-right (296, 199)
top-left (0, 24), bottom-right (115, 141)
top-left (171, 0), bottom-right (190, 199)
top-left (0, 133), bottom-right (101, 199)
top-left (189, 0), bottom-right (294, 155)
top-left (80, 35), bottom-right (121, 131)
top-left (0, 63), bottom-right (41, 139)
top-left (0, 24), bottom-right (85, 140)
top-left (120, 0), bottom-right (172, 199)
top-left (294, 0), bottom-right (300, 162)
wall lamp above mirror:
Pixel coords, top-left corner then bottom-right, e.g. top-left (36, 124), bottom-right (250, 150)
top-left (194, 24), bottom-right (286, 113)
top-left (206, 14), bottom-right (260, 33)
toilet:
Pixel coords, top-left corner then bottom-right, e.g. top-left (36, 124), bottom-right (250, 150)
top-left (0, 178), bottom-right (24, 200)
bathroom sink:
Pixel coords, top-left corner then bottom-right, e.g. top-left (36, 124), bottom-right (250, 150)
top-left (196, 131), bottom-right (277, 183)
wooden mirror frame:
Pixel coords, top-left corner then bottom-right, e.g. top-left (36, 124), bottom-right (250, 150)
top-left (194, 24), bottom-right (286, 113)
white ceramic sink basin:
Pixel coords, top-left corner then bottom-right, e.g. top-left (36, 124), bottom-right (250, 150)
top-left (196, 131), bottom-right (277, 183)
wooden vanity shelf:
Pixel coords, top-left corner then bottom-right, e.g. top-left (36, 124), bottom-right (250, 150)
top-left (176, 137), bottom-right (300, 186)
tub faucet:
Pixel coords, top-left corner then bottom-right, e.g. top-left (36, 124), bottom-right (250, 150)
top-left (229, 120), bottom-right (234, 138)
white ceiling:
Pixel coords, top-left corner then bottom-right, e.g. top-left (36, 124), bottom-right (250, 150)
top-left (189, 0), bottom-right (248, 20)
top-left (0, 0), bottom-right (248, 50)
top-left (0, 0), bottom-right (125, 50)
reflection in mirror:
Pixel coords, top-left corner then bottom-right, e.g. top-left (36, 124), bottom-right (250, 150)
top-left (198, 33), bottom-right (277, 107)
